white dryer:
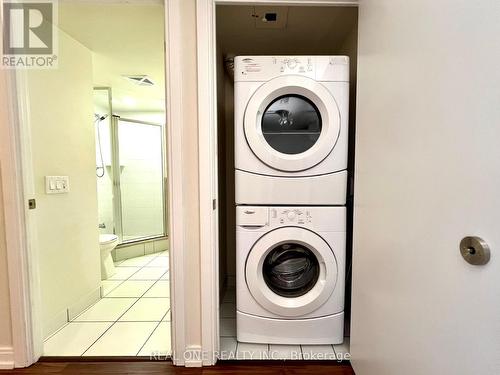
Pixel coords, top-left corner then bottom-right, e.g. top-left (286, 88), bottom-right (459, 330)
top-left (236, 206), bottom-right (345, 345)
top-left (234, 56), bottom-right (349, 205)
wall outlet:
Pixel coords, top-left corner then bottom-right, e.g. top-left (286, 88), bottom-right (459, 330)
top-left (45, 176), bottom-right (70, 194)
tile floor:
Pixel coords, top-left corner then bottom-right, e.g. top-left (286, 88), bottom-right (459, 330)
top-left (44, 251), bottom-right (171, 357)
top-left (219, 284), bottom-right (350, 361)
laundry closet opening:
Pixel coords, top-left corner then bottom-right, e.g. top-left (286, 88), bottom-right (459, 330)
top-left (215, 4), bottom-right (358, 360)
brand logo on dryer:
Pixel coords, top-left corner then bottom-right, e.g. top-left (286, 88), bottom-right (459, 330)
top-left (241, 57), bottom-right (261, 73)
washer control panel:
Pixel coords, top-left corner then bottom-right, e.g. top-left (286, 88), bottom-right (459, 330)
top-left (236, 206), bottom-right (346, 232)
top-left (270, 208), bottom-right (312, 225)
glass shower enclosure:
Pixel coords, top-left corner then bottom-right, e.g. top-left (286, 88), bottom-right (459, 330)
top-left (94, 87), bottom-right (166, 243)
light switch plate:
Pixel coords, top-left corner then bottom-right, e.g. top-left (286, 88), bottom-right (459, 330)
top-left (45, 176), bottom-right (70, 194)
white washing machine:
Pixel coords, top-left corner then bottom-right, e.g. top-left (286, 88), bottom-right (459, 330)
top-left (236, 206), bottom-right (345, 344)
top-left (234, 55), bottom-right (349, 205)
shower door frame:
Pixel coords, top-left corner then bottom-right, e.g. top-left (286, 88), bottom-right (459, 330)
top-left (111, 116), bottom-right (168, 245)
top-left (94, 87), bottom-right (168, 245)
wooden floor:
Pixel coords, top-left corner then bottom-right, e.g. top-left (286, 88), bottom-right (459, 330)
top-left (1, 360), bottom-right (355, 374)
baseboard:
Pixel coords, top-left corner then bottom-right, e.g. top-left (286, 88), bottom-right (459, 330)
top-left (183, 345), bottom-right (203, 367)
top-left (43, 286), bottom-right (101, 339)
top-left (68, 287), bottom-right (101, 321)
top-left (113, 238), bottom-right (169, 261)
top-left (43, 309), bottom-right (69, 339)
top-left (0, 347), bottom-right (14, 370)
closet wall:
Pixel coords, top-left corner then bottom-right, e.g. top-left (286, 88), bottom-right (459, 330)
top-left (216, 5), bottom-right (359, 296)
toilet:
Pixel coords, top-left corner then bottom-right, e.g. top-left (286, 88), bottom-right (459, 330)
top-left (99, 234), bottom-right (119, 280)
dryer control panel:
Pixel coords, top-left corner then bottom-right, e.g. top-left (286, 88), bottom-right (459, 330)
top-left (234, 55), bottom-right (349, 82)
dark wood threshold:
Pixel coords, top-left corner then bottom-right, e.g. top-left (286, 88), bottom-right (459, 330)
top-left (1, 359), bottom-right (355, 374)
top-left (38, 356), bottom-right (162, 362)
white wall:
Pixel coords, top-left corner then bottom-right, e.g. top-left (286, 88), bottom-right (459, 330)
top-left (351, 1), bottom-right (500, 374)
top-left (27, 30), bottom-right (101, 337)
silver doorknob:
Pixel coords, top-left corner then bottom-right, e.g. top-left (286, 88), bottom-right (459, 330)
top-left (460, 236), bottom-right (490, 265)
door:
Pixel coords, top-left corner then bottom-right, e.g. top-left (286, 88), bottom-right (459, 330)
top-left (244, 75), bottom-right (341, 171)
top-left (116, 118), bottom-right (166, 242)
top-left (245, 227), bottom-right (337, 317)
top-left (351, 1), bottom-right (500, 375)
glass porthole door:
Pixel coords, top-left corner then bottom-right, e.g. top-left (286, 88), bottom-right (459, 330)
top-left (263, 243), bottom-right (320, 297)
top-left (261, 95), bottom-right (322, 155)
top-left (244, 75), bottom-right (341, 172)
top-left (245, 227), bottom-right (338, 317)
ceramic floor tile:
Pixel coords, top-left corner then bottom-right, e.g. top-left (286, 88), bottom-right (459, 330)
top-left (129, 267), bottom-right (167, 280)
top-left (106, 280), bottom-right (155, 298)
top-left (108, 267), bottom-right (140, 281)
top-left (220, 303), bottom-right (236, 318)
top-left (220, 318), bottom-right (236, 337)
top-left (219, 337), bottom-right (237, 360)
top-left (83, 322), bottom-right (157, 356)
top-left (100, 280), bottom-right (122, 296)
top-left (269, 344), bottom-right (302, 360)
top-left (138, 322), bottom-right (171, 356)
top-left (236, 342), bottom-right (269, 360)
top-left (119, 298), bottom-right (170, 322)
top-left (143, 281), bottom-right (170, 298)
top-left (44, 322), bottom-right (112, 356)
top-left (74, 298), bottom-right (137, 322)
top-left (118, 255), bottom-right (156, 267)
top-left (146, 257), bottom-right (169, 268)
top-left (301, 344), bottom-right (336, 360)
top-left (162, 309), bottom-right (171, 321)
top-left (333, 337), bottom-right (350, 360)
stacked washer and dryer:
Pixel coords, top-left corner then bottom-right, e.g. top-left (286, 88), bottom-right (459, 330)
top-left (234, 56), bottom-right (349, 345)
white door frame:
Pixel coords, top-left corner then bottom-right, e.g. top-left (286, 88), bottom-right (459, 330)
top-left (194, 0), bottom-right (358, 365)
top-left (0, 1), bottom-right (193, 368)
top-left (0, 68), bottom-right (41, 369)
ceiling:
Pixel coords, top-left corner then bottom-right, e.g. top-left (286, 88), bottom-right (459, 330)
top-left (216, 5), bottom-right (358, 56)
top-left (59, 2), bottom-right (165, 113)
top-left (56, 4), bottom-right (356, 113)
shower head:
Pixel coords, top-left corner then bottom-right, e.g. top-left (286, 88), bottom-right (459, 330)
top-left (94, 113), bottom-right (109, 122)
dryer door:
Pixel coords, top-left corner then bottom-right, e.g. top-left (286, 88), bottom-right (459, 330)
top-left (245, 227), bottom-right (338, 317)
top-left (244, 75), bottom-right (341, 172)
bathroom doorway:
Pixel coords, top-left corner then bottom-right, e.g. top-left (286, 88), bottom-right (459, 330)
top-left (17, 0), bottom-right (171, 358)
top-left (93, 90), bottom-right (167, 245)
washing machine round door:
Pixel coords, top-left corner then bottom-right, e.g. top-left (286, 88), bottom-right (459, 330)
top-left (244, 75), bottom-right (341, 172)
top-left (245, 227), bottom-right (338, 317)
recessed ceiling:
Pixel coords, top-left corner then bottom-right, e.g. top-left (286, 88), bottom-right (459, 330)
top-left (58, 2), bottom-right (165, 113)
top-left (216, 5), bottom-right (358, 55)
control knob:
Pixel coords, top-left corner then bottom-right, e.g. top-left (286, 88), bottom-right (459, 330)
top-left (287, 59), bottom-right (298, 69)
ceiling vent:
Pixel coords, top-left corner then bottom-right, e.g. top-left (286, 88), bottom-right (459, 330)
top-left (123, 75), bottom-right (155, 86)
